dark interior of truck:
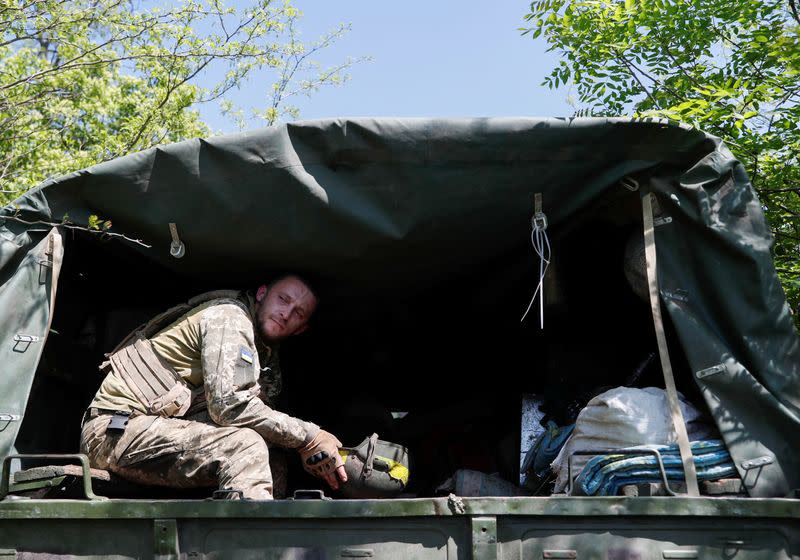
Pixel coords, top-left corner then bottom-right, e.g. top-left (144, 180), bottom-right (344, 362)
top-left (14, 192), bottom-right (714, 500)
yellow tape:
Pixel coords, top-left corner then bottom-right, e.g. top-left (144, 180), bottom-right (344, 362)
top-left (338, 450), bottom-right (409, 486)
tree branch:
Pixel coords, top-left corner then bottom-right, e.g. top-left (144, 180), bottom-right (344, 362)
top-left (774, 231), bottom-right (800, 242)
top-left (1, 214), bottom-right (151, 248)
top-left (614, 50), bottom-right (686, 104)
top-left (762, 187), bottom-right (800, 194)
top-left (789, 0), bottom-right (800, 25)
top-left (776, 203), bottom-right (800, 217)
top-left (776, 268), bottom-right (800, 276)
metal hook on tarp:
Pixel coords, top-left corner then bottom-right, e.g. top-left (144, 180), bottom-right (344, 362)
top-left (168, 223), bottom-right (185, 258)
top-left (521, 193), bottom-right (551, 329)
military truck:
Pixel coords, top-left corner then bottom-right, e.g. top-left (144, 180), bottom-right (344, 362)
top-left (1, 117), bottom-right (798, 559)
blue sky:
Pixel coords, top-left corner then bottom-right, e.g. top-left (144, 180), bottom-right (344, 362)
top-left (197, 1), bottom-right (574, 133)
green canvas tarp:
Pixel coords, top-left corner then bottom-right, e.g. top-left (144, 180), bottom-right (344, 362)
top-left (0, 117), bottom-right (798, 497)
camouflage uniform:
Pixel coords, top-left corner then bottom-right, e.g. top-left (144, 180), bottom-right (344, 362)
top-left (80, 292), bottom-right (319, 500)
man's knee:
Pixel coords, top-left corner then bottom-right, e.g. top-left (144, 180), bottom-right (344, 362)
top-left (227, 427), bottom-right (269, 460)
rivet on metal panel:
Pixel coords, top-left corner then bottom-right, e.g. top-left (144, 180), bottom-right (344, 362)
top-left (741, 456), bottom-right (773, 470)
top-left (154, 519), bottom-right (180, 560)
top-left (471, 516), bottom-right (497, 560)
top-left (695, 363), bottom-right (727, 379)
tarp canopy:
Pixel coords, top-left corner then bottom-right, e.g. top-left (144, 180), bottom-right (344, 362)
top-left (1, 117), bottom-right (798, 497)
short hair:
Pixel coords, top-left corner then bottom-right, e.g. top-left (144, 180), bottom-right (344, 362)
top-left (267, 273), bottom-right (320, 303)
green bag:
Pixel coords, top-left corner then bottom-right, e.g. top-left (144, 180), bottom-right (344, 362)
top-left (337, 433), bottom-right (410, 499)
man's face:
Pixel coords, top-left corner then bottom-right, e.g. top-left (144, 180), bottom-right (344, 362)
top-left (255, 276), bottom-right (318, 342)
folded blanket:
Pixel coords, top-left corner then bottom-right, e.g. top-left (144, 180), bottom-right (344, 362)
top-left (575, 440), bottom-right (737, 496)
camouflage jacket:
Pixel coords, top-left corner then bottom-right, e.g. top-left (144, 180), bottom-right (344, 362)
top-left (90, 292), bottom-right (319, 448)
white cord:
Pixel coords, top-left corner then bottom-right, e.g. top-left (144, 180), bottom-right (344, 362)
top-left (521, 220), bottom-right (551, 328)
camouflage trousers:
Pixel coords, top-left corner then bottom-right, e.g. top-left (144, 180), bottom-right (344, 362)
top-left (80, 412), bottom-right (288, 499)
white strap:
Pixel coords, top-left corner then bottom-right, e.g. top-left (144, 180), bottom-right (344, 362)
top-left (642, 193), bottom-right (700, 496)
top-left (521, 193), bottom-right (551, 328)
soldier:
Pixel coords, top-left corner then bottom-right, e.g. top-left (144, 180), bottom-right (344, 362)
top-left (79, 275), bottom-right (346, 499)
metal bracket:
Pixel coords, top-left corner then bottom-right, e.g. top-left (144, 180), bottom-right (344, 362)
top-left (653, 216), bottom-right (673, 227)
top-left (13, 334), bottom-right (40, 343)
top-left (661, 288), bottom-right (689, 303)
top-left (662, 551), bottom-right (699, 559)
top-left (0, 453), bottom-right (107, 501)
top-left (471, 516), bottom-right (498, 560)
top-left (154, 519), bottom-right (180, 560)
top-left (696, 363), bottom-right (727, 379)
top-left (12, 334), bottom-right (40, 353)
top-left (291, 488), bottom-right (330, 500)
top-left (741, 456), bottom-right (773, 470)
top-left (532, 192), bottom-right (548, 231)
top-left (532, 212), bottom-right (548, 231)
top-left (38, 258), bottom-right (53, 284)
top-left (0, 413), bottom-right (20, 433)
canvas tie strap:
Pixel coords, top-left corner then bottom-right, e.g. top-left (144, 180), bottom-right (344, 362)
top-left (169, 222), bottom-right (185, 258)
top-left (642, 192), bottom-right (700, 496)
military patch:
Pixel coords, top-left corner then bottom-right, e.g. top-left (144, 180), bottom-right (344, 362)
top-left (233, 346), bottom-right (257, 389)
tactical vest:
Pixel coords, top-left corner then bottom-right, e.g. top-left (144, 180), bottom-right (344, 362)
top-left (101, 290), bottom-right (250, 418)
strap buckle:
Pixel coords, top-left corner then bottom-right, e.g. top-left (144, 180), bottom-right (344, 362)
top-left (106, 411), bottom-right (130, 433)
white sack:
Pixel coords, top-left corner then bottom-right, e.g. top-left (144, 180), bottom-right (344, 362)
top-left (552, 386), bottom-right (716, 492)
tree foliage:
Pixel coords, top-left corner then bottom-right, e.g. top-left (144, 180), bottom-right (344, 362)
top-left (524, 0), bottom-right (800, 326)
top-left (0, 0), bottom-right (361, 202)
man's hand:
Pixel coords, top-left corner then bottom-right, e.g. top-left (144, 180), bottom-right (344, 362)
top-left (298, 430), bottom-right (348, 490)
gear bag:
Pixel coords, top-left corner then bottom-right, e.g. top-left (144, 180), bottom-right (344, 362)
top-left (337, 433), bottom-right (410, 499)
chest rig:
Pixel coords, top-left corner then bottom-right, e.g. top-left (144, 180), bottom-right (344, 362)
top-left (102, 290), bottom-right (248, 418)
